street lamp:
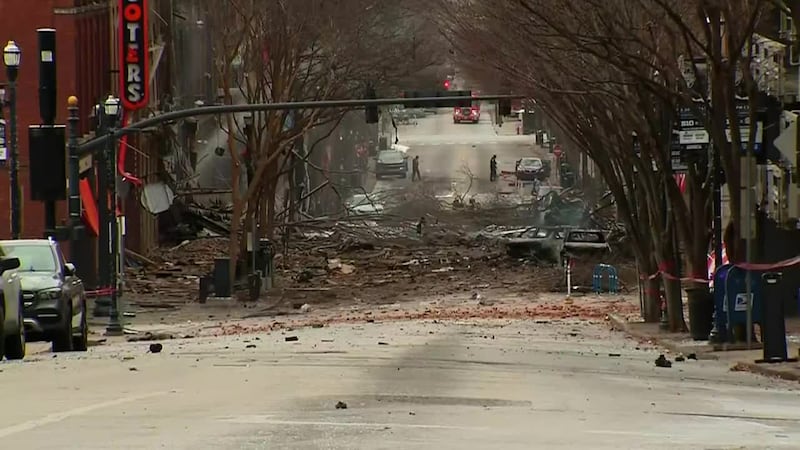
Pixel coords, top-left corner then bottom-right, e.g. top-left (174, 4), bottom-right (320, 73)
top-left (103, 95), bottom-right (123, 335)
top-left (4, 40), bottom-right (21, 239)
top-left (104, 94), bottom-right (120, 117)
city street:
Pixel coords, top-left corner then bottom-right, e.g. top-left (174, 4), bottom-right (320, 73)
top-left (3, 106), bottom-right (799, 449)
top-left (374, 105), bottom-right (546, 197)
top-left (3, 319), bottom-right (800, 449)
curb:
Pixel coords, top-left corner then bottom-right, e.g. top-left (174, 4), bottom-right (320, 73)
top-left (731, 361), bottom-right (800, 383)
top-left (607, 313), bottom-right (718, 361)
top-left (608, 314), bottom-right (800, 382)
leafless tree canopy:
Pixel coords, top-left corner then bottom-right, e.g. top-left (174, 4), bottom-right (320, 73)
top-left (427, 0), bottom-right (774, 330)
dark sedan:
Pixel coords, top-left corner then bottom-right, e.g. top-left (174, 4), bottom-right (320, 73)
top-left (0, 239), bottom-right (88, 352)
top-left (516, 157), bottom-right (547, 181)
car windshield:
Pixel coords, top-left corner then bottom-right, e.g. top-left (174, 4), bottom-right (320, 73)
top-left (0, 243), bottom-right (57, 272)
top-left (520, 158), bottom-right (542, 169)
top-left (378, 151), bottom-right (403, 163)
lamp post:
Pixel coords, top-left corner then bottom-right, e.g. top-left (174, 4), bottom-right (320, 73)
top-left (4, 41), bottom-right (21, 239)
top-left (67, 95), bottom-right (81, 245)
top-left (103, 95), bottom-right (123, 335)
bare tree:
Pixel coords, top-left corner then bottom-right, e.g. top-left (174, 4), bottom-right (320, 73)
top-left (205, 0), bottom-right (446, 278)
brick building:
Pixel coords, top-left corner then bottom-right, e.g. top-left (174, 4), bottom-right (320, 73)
top-left (0, 0), bottom-right (111, 239)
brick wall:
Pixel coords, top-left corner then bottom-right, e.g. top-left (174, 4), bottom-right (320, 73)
top-left (0, 0), bottom-right (109, 239)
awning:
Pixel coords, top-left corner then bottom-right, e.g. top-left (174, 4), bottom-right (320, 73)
top-left (79, 178), bottom-right (122, 237)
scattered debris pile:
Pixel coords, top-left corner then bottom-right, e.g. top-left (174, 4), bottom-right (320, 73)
top-left (124, 182), bottom-right (636, 310)
top-left (125, 237), bottom-right (230, 306)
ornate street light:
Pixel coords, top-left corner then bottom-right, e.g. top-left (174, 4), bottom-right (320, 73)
top-left (3, 40), bottom-right (21, 239)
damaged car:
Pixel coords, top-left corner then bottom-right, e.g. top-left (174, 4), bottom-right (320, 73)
top-left (559, 229), bottom-right (611, 263)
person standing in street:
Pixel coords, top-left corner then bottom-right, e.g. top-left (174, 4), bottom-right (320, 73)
top-left (412, 155), bottom-right (421, 181)
top-left (490, 155), bottom-right (497, 181)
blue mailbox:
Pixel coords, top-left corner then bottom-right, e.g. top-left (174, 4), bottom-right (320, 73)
top-left (713, 264), bottom-right (763, 336)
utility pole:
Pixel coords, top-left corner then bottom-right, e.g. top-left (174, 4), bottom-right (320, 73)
top-left (66, 95), bottom-right (83, 250)
top-left (102, 95), bottom-right (123, 336)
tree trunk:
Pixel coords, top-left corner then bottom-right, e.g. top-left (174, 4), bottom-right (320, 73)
top-left (649, 214), bottom-right (687, 332)
top-left (221, 86), bottom-right (242, 290)
top-left (640, 258), bottom-right (661, 323)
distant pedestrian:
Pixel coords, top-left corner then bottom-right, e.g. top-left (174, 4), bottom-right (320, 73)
top-left (416, 216), bottom-right (425, 235)
top-left (412, 155), bottom-right (421, 181)
top-left (490, 155), bottom-right (497, 181)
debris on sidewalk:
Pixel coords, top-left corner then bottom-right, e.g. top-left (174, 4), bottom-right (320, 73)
top-left (127, 331), bottom-right (175, 342)
top-left (335, 401), bottom-right (348, 409)
top-left (148, 343), bottom-right (163, 353)
top-left (655, 354), bottom-right (672, 368)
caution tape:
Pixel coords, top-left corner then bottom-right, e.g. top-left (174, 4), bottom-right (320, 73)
top-left (84, 286), bottom-right (118, 297)
top-left (640, 255), bottom-right (800, 284)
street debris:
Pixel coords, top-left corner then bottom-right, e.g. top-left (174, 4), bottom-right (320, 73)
top-left (655, 354), bottom-right (672, 368)
top-left (148, 343), bottom-right (163, 353)
top-left (117, 180), bottom-right (637, 335)
top-left (285, 336), bottom-right (299, 342)
top-left (335, 401), bottom-right (348, 409)
top-left (128, 332), bottom-right (175, 342)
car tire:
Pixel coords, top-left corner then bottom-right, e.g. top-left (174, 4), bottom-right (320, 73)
top-left (51, 307), bottom-right (73, 353)
top-left (4, 306), bottom-right (25, 360)
top-left (72, 302), bottom-right (88, 352)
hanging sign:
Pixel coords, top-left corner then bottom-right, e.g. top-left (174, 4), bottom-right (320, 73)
top-left (119, 0), bottom-right (149, 110)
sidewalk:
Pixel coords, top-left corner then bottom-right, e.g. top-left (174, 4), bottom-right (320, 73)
top-left (492, 115), bottom-right (527, 137)
top-left (609, 313), bottom-right (800, 382)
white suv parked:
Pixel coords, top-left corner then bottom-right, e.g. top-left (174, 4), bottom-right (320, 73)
top-left (0, 256), bottom-right (24, 360)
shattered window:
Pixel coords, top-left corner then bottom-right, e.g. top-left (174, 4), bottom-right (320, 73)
top-left (567, 232), bottom-right (605, 243)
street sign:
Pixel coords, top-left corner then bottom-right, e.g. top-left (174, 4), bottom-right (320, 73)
top-left (553, 144), bottom-right (562, 158)
top-left (119, 0), bottom-right (150, 110)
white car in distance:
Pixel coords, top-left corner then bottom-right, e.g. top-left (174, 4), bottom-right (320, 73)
top-left (346, 194), bottom-right (385, 216)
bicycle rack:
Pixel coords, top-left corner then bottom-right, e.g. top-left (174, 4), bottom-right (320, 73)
top-left (592, 264), bottom-right (619, 294)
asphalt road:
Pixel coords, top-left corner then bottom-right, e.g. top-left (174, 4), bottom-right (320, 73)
top-left (2, 320), bottom-right (800, 449)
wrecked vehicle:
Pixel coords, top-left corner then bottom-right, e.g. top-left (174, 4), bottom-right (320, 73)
top-left (480, 225), bottom-right (611, 266)
top-left (538, 190), bottom-right (587, 226)
top-left (345, 194), bottom-right (384, 216)
top-left (504, 227), bottom-right (562, 262)
top-left (560, 229), bottom-right (611, 262)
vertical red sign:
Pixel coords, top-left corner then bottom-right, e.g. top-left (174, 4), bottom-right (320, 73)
top-left (119, 0), bottom-right (149, 111)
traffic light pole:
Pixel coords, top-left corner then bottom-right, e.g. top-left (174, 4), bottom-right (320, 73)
top-left (77, 95), bottom-right (522, 154)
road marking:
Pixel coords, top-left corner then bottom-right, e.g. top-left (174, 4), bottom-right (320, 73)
top-left (0, 391), bottom-right (170, 438)
top-left (219, 415), bottom-right (486, 430)
top-left (583, 430), bottom-right (678, 438)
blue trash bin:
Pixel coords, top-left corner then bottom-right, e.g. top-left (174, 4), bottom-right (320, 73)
top-left (713, 264), bottom-right (762, 339)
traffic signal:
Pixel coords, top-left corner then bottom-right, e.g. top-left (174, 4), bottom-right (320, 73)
top-left (402, 90), bottom-right (472, 108)
top-left (444, 79), bottom-right (451, 90)
top-left (498, 99), bottom-right (511, 116)
top-left (365, 85), bottom-right (379, 124)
